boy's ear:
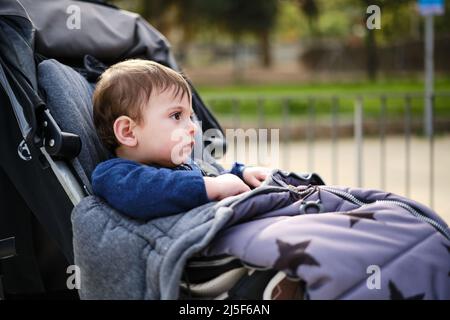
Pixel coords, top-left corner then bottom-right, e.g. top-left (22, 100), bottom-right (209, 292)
top-left (113, 116), bottom-right (138, 147)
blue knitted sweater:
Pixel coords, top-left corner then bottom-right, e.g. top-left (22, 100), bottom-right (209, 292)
top-left (91, 158), bottom-right (245, 220)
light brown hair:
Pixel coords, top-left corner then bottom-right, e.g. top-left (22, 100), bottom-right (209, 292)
top-left (93, 59), bottom-right (191, 153)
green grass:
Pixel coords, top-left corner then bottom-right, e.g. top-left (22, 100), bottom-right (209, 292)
top-left (198, 77), bottom-right (450, 97)
top-left (197, 78), bottom-right (450, 120)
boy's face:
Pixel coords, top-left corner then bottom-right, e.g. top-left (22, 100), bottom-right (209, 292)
top-left (133, 87), bottom-right (197, 167)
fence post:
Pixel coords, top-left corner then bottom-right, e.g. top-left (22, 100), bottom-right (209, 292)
top-left (428, 94), bottom-right (435, 209)
top-left (232, 98), bottom-right (240, 129)
top-left (307, 97), bottom-right (315, 172)
top-left (258, 98), bottom-right (265, 129)
top-left (379, 95), bottom-right (387, 190)
top-left (404, 95), bottom-right (412, 198)
top-left (354, 96), bottom-right (364, 188)
top-left (257, 98), bottom-right (265, 166)
top-left (331, 96), bottom-right (339, 185)
top-left (282, 99), bottom-right (290, 170)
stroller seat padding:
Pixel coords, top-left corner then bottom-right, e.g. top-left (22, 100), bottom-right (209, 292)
top-left (38, 59), bottom-right (109, 185)
top-left (72, 194), bottom-right (224, 299)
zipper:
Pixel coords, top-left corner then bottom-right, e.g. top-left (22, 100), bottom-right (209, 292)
top-left (320, 186), bottom-right (450, 241)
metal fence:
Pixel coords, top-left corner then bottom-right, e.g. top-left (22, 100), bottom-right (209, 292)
top-left (206, 92), bottom-right (450, 212)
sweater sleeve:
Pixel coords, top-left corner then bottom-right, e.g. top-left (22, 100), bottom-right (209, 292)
top-left (91, 160), bottom-right (210, 220)
top-left (221, 162), bottom-right (246, 180)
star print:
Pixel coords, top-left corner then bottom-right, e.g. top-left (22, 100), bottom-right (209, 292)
top-left (273, 239), bottom-right (320, 275)
top-left (389, 280), bottom-right (425, 300)
top-left (341, 212), bottom-right (377, 228)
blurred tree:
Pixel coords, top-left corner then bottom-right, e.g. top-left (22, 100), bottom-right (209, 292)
top-left (360, 0), bottom-right (415, 80)
top-left (123, 0), bottom-right (279, 69)
top-left (434, 0), bottom-right (450, 35)
top-left (303, 0), bottom-right (416, 80)
top-left (292, 0), bottom-right (422, 80)
top-left (140, 0), bottom-right (176, 36)
top-left (193, 0), bottom-right (279, 68)
top-left (295, 0), bottom-right (319, 34)
top-left (170, 0), bottom-right (204, 65)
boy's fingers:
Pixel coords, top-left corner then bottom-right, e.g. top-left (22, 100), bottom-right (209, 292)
top-left (256, 171), bottom-right (268, 181)
top-left (252, 180), bottom-right (262, 187)
top-left (247, 175), bottom-right (261, 187)
top-left (259, 172), bottom-right (268, 179)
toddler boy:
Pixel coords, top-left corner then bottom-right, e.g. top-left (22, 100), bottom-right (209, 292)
top-left (91, 59), bottom-right (270, 220)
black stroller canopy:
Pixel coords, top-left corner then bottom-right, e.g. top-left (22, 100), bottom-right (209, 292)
top-left (18, 0), bottom-right (178, 67)
top-left (0, 0), bottom-right (38, 143)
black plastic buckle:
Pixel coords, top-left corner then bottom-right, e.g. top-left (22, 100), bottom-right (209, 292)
top-left (41, 109), bottom-right (81, 159)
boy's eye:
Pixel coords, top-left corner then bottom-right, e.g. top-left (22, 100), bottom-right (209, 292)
top-left (171, 112), bottom-right (181, 120)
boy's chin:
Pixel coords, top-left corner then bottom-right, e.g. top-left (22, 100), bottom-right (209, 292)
top-left (169, 155), bottom-right (191, 167)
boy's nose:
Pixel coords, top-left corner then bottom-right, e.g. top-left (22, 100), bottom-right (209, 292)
top-left (188, 118), bottom-right (197, 135)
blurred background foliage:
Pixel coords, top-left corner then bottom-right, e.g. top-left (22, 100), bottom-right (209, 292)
top-left (106, 0), bottom-right (450, 120)
top-left (108, 0), bottom-right (450, 76)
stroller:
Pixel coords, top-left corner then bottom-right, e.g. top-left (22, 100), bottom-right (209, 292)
top-left (0, 0), bottom-right (247, 299)
top-left (3, 0), bottom-right (448, 300)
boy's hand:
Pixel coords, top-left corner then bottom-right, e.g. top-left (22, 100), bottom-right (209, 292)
top-left (242, 166), bottom-right (272, 188)
top-left (204, 174), bottom-right (250, 201)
